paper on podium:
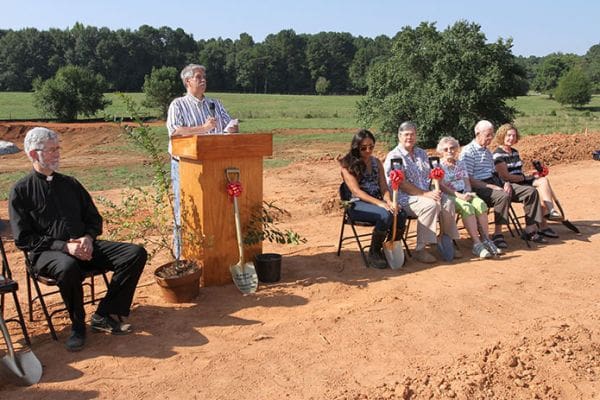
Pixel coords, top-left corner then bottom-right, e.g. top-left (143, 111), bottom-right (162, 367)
top-left (224, 119), bottom-right (239, 133)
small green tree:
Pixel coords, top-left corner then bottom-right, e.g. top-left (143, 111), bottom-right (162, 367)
top-left (33, 65), bottom-right (110, 121)
top-left (554, 67), bottom-right (592, 107)
top-left (142, 66), bottom-right (182, 118)
top-left (315, 76), bottom-right (330, 95)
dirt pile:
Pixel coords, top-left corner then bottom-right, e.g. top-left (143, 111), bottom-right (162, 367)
top-left (514, 132), bottom-right (600, 167)
top-left (331, 323), bottom-right (599, 399)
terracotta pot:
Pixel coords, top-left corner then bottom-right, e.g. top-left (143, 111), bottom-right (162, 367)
top-left (153, 261), bottom-right (202, 303)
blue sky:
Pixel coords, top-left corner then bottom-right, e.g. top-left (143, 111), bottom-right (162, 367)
top-left (1, 0), bottom-right (597, 57)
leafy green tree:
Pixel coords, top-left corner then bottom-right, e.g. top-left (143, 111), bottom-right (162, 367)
top-left (261, 30), bottom-right (310, 93)
top-left (349, 35), bottom-right (391, 93)
top-left (306, 32), bottom-right (356, 93)
top-left (582, 43), bottom-right (600, 93)
top-left (142, 66), bottom-right (182, 118)
top-left (33, 65), bottom-right (110, 121)
top-left (0, 28), bottom-right (55, 90)
top-left (315, 76), bottom-right (330, 95)
top-left (531, 53), bottom-right (579, 96)
top-left (358, 21), bottom-right (526, 148)
top-left (198, 38), bottom-right (234, 91)
top-left (554, 67), bottom-right (592, 107)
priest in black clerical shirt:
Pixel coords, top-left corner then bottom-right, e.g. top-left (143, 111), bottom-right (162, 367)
top-left (9, 127), bottom-right (147, 352)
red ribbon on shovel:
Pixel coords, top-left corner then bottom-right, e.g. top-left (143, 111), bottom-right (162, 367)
top-left (226, 181), bottom-right (243, 199)
top-left (429, 167), bottom-right (445, 181)
top-left (389, 169), bottom-right (405, 191)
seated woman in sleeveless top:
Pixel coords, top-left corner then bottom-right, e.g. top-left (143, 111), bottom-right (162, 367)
top-left (339, 129), bottom-right (406, 269)
top-left (493, 123), bottom-right (560, 239)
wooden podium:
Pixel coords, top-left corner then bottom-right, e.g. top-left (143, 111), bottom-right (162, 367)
top-left (171, 133), bottom-right (272, 286)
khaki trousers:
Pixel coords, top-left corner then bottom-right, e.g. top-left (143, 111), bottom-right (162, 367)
top-left (404, 195), bottom-right (460, 251)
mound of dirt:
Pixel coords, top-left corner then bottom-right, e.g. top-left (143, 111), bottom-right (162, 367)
top-left (330, 323), bottom-right (599, 399)
top-left (515, 132), bottom-right (600, 168)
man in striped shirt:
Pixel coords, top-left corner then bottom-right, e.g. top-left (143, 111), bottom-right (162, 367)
top-left (460, 120), bottom-right (512, 248)
top-left (166, 64), bottom-right (239, 258)
top-left (460, 120), bottom-right (544, 248)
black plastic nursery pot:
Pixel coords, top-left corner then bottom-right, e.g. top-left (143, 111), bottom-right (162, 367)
top-left (254, 253), bottom-right (282, 283)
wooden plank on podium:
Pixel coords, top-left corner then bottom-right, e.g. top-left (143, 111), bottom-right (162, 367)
top-left (172, 133), bottom-right (272, 161)
top-left (173, 133), bottom-right (272, 286)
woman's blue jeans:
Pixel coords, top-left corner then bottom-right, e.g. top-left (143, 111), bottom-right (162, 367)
top-left (347, 200), bottom-right (406, 233)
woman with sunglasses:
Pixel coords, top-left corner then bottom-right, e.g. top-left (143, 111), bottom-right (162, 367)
top-left (436, 136), bottom-right (502, 258)
top-left (339, 129), bottom-right (406, 269)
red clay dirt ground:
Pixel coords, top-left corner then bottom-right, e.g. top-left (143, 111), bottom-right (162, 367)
top-left (1, 123), bottom-right (599, 399)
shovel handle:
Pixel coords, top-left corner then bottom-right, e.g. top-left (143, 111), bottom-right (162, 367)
top-left (225, 167), bottom-right (240, 183)
top-left (391, 189), bottom-right (398, 242)
top-left (0, 315), bottom-right (16, 362)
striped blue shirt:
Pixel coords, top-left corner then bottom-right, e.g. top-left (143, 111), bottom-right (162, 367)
top-left (166, 94), bottom-right (233, 155)
top-left (459, 140), bottom-right (495, 180)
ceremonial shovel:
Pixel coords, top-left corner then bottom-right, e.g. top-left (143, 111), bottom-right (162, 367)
top-left (429, 159), bottom-right (454, 262)
top-left (383, 165), bottom-right (405, 269)
top-left (0, 315), bottom-right (42, 386)
top-left (226, 168), bottom-right (258, 294)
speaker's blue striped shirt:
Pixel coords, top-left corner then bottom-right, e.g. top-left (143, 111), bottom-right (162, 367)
top-left (166, 94), bottom-right (233, 155)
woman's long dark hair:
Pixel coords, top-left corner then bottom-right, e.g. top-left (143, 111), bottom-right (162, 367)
top-left (339, 129), bottom-right (376, 179)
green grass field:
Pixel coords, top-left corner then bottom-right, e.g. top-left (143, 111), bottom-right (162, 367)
top-left (1, 91), bottom-right (598, 133)
top-left (1, 92), bottom-right (599, 200)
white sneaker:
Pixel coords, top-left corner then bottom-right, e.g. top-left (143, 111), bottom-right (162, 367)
top-left (483, 239), bottom-right (503, 256)
top-left (472, 243), bottom-right (492, 259)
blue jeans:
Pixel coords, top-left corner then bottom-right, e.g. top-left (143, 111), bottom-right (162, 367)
top-left (171, 158), bottom-right (181, 259)
top-left (347, 200), bottom-right (406, 233)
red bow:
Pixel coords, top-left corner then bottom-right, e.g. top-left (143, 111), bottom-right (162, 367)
top-left (389, 169), bottom-right (405, 190)
top-left (429, 167), bottom-right (445, 181)
top-left (538, 165), bottom-right (549, 177)
top-left (226, 181), bottom-right (243, 198)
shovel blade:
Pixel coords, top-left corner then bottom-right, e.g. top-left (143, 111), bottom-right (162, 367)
top-left (230, 262), bottom-right (258, 294)
top-left (437, 234), bottom-right (455, 262)
top-left (561, 219), bottom-right (580, 233)
top-left (0, 350), bottom-right (42, 386)
top-left (383, 240), bottom-right (405, 269)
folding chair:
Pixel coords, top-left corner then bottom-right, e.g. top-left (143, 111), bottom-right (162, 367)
top-left (23, 252), bottom-right (110, 340)
top-left (0, 237), bottom-right (30, 345)
top-left (336, 183), bottom-right (376, 268)
top-left (506, 204), bottom-right (531, 248)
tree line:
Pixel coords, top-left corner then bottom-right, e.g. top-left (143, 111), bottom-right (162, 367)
top-left (1, 22), bottom-right (598, 95)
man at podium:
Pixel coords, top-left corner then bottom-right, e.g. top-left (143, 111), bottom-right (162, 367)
top-left (166, 63), bottom-right (239, 258)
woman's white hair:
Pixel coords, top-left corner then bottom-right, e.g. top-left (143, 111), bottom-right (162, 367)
top-left (24, 127), bottom-right (58, 161)
top-left (436, 136), bottom-right (460, 153)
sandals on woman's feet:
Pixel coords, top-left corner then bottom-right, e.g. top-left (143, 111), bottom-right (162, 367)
top-left (492, 234), bottom-right (508, 249)
top-left (539, 227), bottom-right (559, 238)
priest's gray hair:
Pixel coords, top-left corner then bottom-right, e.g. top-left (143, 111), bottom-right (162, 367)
top-left (24, 127), bottom-right (58, 161)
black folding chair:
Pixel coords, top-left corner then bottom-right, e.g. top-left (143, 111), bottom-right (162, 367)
top-left (336, 183), bottom-right (377, 268)
top-left (506, 204), bottom-right (531, 248)
top-left (23, 252), bottom-right (110, 340)
top-left (0, 237), bottom-right (30, 345)
top-left (336, 183), bottom-right (410, 267)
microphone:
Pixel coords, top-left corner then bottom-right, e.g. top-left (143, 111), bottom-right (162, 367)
top-left (208, 102), bottom-right (216, 118)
